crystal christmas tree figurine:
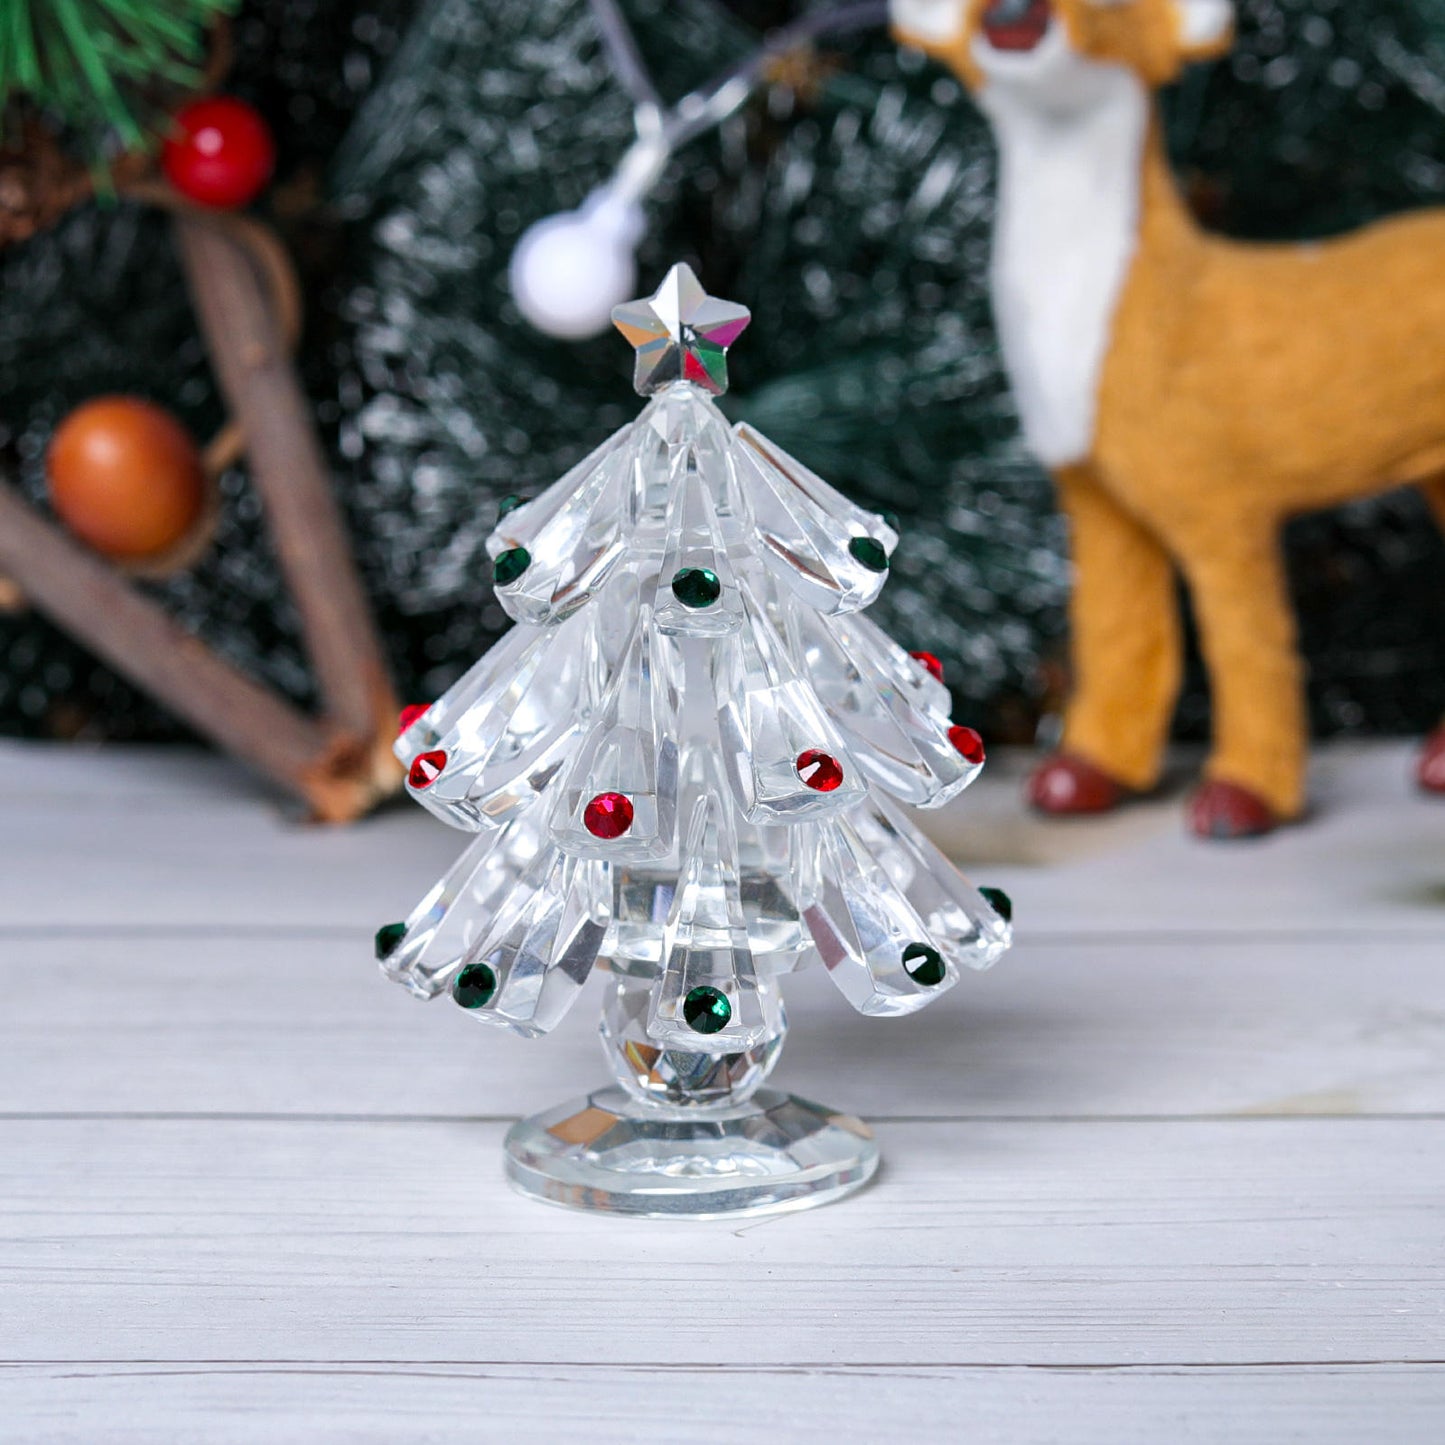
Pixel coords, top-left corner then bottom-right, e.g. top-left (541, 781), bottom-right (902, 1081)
top-left (377, 263), bottom-right (1012, 1217)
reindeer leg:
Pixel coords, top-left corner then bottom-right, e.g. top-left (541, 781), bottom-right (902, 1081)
top-left (1180, 524), bottom-right (1306, 838)
top-left (1029, 467), bottom-right (1182, 814)
top-left (1416, 476), bottom-right (1445, 795)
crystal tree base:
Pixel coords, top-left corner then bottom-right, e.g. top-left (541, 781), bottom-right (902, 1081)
top-left (503, 977), bottom-right (879, 1217)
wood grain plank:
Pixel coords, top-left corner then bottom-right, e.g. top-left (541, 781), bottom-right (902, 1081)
top-left (1, 1117), bottom-right (1440, 1367)
top-left (6, 932), bottom-right (1444, 1120)
top-left (0, 743), bottom-right (458, 933)
top-left (0, 740), bottom-right (1440, 938)
top-left (927, 742), bottom-right (1445, 937)
top-left (1, 1362), bottom-right (1441, 1445)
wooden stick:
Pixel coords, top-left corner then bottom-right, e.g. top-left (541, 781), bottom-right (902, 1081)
top-left (1, 170), bottom-right (400, 820)
top-left (0, 480), bottom-right (380, 819)
top-left (171, 211), bottom-right (398, 752)
top-left (121, 183), bottom-right (303, 480)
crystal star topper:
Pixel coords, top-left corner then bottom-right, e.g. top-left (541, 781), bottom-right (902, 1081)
top-left (611, 262), bottom-right (751, 397)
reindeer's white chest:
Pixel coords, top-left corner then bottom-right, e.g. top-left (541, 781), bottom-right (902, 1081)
top-left (980, 74), bottom-right (1148, 469)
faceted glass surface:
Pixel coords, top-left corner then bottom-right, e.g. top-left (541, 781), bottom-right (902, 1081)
top-left (420, 609), bottom-right (602, 830)
top-left (647, 784), bottom-right (783, 1053)
top-left (804, 808), bottom-right (961, 1018)
top-left (652, 470), bottom-right (743, 638)
top-left (601, 741), bottom-right (816, 981)
top-left (790, 605), bottom-right (979, 809)
top-left (732, 423), bottom-right (898, 615)
top-left (380, 802), bottom-right (548, 998)
top-left (454, 844), bottom-right (611, 1038)
top-left (857, 791), bottom-right (1012, 973)
top-left (600, 974), bottom-right (783, 1107)
top-left (623, 384), bottom-right (747, 572)
top-left (714, 579), bottom-right (867, 822)
top-left (548, 607), bottom-right (682, 862)
top-left (612, 262), bottom-right (751, 398)
top-left (395, 621), bottom-right (536, 764)
top-left (803, 789), bottom-right (1010, 1018)
top-left (484, 427), bottom-right (628, 584)
top-left (504, 1084), bottom-right (878, 1219)
top-left (488, 433), bottom-right (632, 625)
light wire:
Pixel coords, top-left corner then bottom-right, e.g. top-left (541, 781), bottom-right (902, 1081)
top-left (587, 0), bottom-right (889, 153)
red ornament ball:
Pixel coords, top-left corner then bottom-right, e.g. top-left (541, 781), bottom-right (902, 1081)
top-left (909, 650), bottom-right (945, 683)
top-left (408, 750), bottom-right (447, 789)
top-left (796, 748), bottom-right (845, 792)
top-left (46, 397), bottom-right (206, 562)
top-left (948, 725), bottom-right (986, 765)
top-left (584, 791), bottom-right (634, 839)
top-left (163, 97), bottom-right (275, 209)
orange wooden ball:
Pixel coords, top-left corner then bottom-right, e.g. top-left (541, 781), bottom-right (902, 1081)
top-left (47, 397), bottom-right (207, 563)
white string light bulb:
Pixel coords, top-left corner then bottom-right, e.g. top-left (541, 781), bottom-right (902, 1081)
top-left (508, 0), bottom-right (887, 340)
top-left (510, 125), bottom-right (671, 341)
top-left (509, 189), bottom-right (647, 341)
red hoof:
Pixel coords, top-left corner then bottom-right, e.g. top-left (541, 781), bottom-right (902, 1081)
top-left (1027, 753), bottom-right (1127, 815)
top-left (1187, 779), bottom-right (1280, 840)
top-left (1418, 726), bottom-right (1445, 794)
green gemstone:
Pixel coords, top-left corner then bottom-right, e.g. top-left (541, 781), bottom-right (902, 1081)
top-left (682, 985), bottom-right (732, 1035)
top-left (902, 942), bottom-right (946, 987)
top-left (671, 566), bottom-right (722, 609)
top-left (497, 493), bottom-right (524, 518)
top-left (979, 886), bottom-right (1013, 924)
top-left (848, 536), bottom-right (889, 573)
top-left (452, 961), bottom-right (498, 1010)
top-left (374, 921), bottom-right (407, 962)
top-left (880, 509), bottom-right (901, 533)
top-left (493, 546), bottom-right (531, 586)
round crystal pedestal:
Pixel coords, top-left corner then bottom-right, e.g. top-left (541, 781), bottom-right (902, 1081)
top-left (503, 978), bottom-right (879, 1217)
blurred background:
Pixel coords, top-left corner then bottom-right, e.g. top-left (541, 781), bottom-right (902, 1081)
top-left (4, 0), bottom-right (1445, 757)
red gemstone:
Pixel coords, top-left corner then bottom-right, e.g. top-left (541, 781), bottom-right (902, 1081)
top-left (910, 650), bottom-right (945, 683)
top-left (162, 97), bottom-right (276, 209)
top-left (796, 748), bottom-right (845, 792)
top-left (948, 725), bottom-right (985, 765)
top-left (397, 703), bottom-right (430, 736)
top-left (584, 791), bottom-right (634, 839)
top-left (408, 749), bottom-right (447, 789)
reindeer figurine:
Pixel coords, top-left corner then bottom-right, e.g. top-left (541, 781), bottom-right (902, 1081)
top-left (891, 0), bottom-right (1445, 837)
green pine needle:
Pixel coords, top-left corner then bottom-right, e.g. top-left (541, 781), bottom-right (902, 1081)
top-left (0, 0), bottom-right (236, 152)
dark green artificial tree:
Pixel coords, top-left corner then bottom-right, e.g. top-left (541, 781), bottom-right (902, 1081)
top-left (0, 0), bottom-right (234, 159)
top-left (1, 0), bottom-right (1444, 745)
top-left (0, 0), bottom-right (410, 738)
top-left (327, 0), bottom-right (1066, 740)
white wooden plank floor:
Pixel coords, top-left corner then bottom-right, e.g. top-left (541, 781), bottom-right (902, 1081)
top-left (1, 738), bottom-right (1443, 1442)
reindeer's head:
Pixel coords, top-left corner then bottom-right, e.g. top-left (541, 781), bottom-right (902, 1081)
top-left (891, 0), bottom-right (1233, 99)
